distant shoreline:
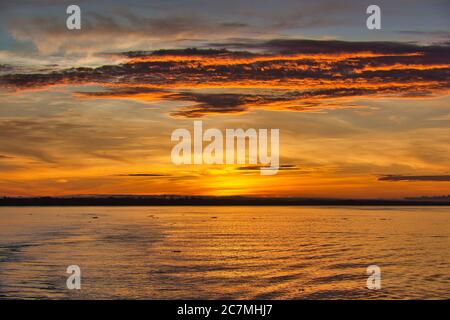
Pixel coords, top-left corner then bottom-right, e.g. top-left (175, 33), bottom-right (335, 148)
top-left (1, 196), bottom-right (449, 206)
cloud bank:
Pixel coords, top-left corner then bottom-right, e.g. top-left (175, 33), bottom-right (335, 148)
top-left (1, 40), bottom-right (449, 117)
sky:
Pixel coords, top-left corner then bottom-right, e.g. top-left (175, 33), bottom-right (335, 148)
top-left (0, 0), bottom-right (449, 198)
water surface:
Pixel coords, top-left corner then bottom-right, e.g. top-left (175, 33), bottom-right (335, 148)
top-left (0, 206), bottom-right (448, 299)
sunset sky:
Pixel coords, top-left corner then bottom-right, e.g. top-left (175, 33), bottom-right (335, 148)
top-left (0, 0), bottom-right (449, 198)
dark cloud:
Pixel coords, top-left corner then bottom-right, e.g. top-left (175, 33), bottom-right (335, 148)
top-left (115, 173), bottom-right (170, 177)
top-left (170, 93), bottom-right (254, 117)
top-left (220, 22), bottom-right (250, 28)
top-left (379, 175), bottom-right (450, 182)
top-left (208, 39), bottom-right (428, 54)
top-left (121, 48), bottom-right (252, 58)
top-left (0, 64), bottom-right (17, 75)
top-left (237, 165), bottom-right (299, 171)
top-left (396, 30), bottom-right (450, 39)
top-left (236, 164), bottom-right (299, 171)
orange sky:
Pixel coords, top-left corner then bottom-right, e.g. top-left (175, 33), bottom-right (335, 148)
top-left (1, 42), bottom-right (449, 198)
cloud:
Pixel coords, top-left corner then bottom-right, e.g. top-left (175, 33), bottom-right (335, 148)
top-left (3, 0), bottom-right (450, 61)
top-left (169, 92), bottom-right (254, 117)
top-left (4, 10), bottom-right (254, 57)
top-left (115, 173), bottom-right (170, 177)
top-left (236, 164), bottom-right (299, 171)
top-left (0, 117), bottom-right (166, 165)
top-left (0, 0), bottom-right (376, 57)
top-left (379, 175), bottom-right (450, 182)
top-left (1, 40), bottom-right (449, 117)
top-left (396, 30), bottom-right (450, 39)
top-left (0, 64), bottom-right (18, 75)
top-left (208, 39), bottom-right (426, 54)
